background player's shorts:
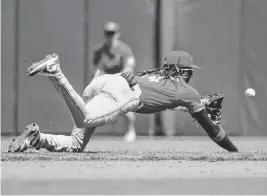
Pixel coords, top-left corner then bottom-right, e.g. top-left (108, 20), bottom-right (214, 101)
top-left (82, 74), bottom-right (141, 127)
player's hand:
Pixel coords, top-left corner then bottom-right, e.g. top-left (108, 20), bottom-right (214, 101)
top-left (121, 71), bottom-right (138, 88)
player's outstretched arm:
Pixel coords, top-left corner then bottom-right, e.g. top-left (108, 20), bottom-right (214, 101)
top-left (191, 109), bottom-right (238, 152)
top-left (172, 92), bottom-right (225, 125)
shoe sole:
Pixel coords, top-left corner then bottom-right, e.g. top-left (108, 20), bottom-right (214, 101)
top-left (8, 123), bottom-right (40, 152)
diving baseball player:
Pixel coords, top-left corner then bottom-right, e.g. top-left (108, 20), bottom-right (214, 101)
top-left (8, 51), bottom-right (238, 153)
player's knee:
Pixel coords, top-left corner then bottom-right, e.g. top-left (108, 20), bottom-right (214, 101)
top-left (73, 115), bottom-right (93, 128)
top-left (73, 113), bottom-right (100, 128)
top-left (83, 116), bottom-right (112, 128)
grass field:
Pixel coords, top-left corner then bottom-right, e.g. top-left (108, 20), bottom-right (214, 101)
top-left (1, 136), bottom-right (267, 195)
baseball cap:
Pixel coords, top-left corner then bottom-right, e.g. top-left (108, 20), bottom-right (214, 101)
top-left (164, 50), bottom-right (201, 69)
top-left (103, 21), bottom-right (120, 33)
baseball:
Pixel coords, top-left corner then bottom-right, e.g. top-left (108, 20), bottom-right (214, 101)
top-left (245, 88), bottom-right (256, 97)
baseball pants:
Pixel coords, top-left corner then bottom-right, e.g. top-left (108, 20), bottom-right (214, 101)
top-left (38, 70), bottom-right (140, 152)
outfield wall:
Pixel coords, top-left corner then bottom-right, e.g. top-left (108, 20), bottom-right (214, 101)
top-left (2, 0), bottom-right (267, 136)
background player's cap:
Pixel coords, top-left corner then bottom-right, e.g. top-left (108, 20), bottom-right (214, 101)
top-left (103, 21), bottom-right (120, 33)
top-left (164, 50), bottom-right (201, 69)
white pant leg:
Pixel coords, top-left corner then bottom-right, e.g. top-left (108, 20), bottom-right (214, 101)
top-left (38, 126), bottom-right (96, 152)
top-left (38, 78), bottom-right (99, 153)
top-left (83, 74), bottom-right (141, 127)
top-left (39, 74), bottom-right (141, 152)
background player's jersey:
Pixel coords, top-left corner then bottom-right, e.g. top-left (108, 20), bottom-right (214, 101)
top-left (93, 40), bottom-right (134, 74)
top-left (135, 75), bottom-right (203, 114)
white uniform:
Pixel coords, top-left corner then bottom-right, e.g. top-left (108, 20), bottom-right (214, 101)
top-left (38, 72), bottom-right (140, 152)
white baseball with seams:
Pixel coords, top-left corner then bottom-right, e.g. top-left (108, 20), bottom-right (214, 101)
top-left (245, 88), bottom-right (256, 97)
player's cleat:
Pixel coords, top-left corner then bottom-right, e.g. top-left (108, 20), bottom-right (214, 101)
top-left (8, 123), bottom-right (41, 152)
top-left (27, 54), bottom-right (60, 76)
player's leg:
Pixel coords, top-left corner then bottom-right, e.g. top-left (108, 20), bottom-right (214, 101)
top-left (38, 80), bottom-right (140, 150)
top-left (82, 75), bottom-right (141, 127)
top-left (37, 92), bottom-right (97, 152)
top-left (38, 125), bottom-right (96, 152)
top-left (27, 54), bottom-right (90, 128)
top-left (8, 89), bottom-right (97, 153)
top-left (8, 123), bottom-right (96, 152)
top-left (27, 54), bottom-right (141, 128)
top-left (175, 84), bottom-right (238, 152)
top-left (123, 112), bottom-right (136, 142)
top-left (10, 54), bottom-right (140, 153)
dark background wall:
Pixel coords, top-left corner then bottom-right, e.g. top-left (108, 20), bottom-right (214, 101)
top-left (13, 0), bottom-right (84, 134)
top-left (2, 0), bottom-right (267, 136)
top-left (2, 0), bottom-right (16, 134)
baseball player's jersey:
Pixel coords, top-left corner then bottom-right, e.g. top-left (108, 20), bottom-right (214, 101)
top-left (93, 40), bottom-right (134, 74)
top-left (135, 75), bottom-right (204, 114)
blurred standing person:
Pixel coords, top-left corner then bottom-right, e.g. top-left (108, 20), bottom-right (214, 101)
top-left (91, 21), bottom-right (137, 142)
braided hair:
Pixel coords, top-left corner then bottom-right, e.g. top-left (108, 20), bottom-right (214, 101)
top-left (137, 57), bottom-right (194, 84)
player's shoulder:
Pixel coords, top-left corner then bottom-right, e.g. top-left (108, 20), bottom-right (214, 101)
top-left (117, 40), bottom-right (130, 50)
top-left (117, 40), bottom-right (133, 54)
top-left (93, 42), bottom-right (105, 52)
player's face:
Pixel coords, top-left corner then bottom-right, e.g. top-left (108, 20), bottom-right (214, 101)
top-left (104, 31), bottom-right (119, 45)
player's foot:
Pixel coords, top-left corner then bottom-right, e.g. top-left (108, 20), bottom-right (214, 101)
top-left (8, 123), bottom-right (41, 152)
top-left (27, 53), bottom-right (60, 76)
top-left (123, 128), bottom-right (136, 142)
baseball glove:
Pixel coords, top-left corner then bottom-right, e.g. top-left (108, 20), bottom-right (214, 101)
top-left (201, 92), bottom-right (226, 124)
